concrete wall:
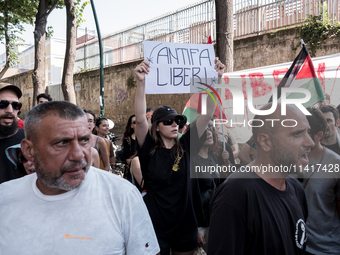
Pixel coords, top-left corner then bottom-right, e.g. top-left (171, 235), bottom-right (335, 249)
top-left (233, 27), bottom-right (340, 71)
top-left (2, 27), bottom-right (339, 134)
top-left (0, 71), bottom-right (64, 118)
top-left (73, 61), bottom-right (191, 132)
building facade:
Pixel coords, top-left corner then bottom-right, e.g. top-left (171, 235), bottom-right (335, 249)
top-left (75, 0), bottom-right (339, 71)
top-left (15, 37), bottom-right (66, 87)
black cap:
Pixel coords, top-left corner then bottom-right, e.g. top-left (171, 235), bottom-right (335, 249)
top-left (151, 106), bottom-right (185, 124)
top-left (0, 83), bottom-right (22, 99)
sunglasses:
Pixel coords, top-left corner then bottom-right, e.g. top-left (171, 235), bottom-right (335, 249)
top-left (0, 100), bottom-right (22, 110)
top-left (162, 118), bottom-right (181, 126)
top-left (132, 121), bottom-right (136, 124)
top-left (206, 125), bottom-right (214, 132)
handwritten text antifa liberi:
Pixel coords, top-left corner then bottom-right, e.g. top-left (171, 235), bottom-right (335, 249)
top-left (155, 47), bottom-right (213, 86)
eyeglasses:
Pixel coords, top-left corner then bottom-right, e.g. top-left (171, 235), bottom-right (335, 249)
top-left (0, 100), bottom-right (22, 110)
top-left (162, 118), bottom-right (181, 126)
top-left (132, 121), bottom-right (136, 124)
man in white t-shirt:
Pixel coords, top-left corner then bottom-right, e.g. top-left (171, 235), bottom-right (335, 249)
top-left (0, 101), bottom-right (160, 255)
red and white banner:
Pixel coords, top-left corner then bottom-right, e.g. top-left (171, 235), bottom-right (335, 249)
top-left (221, 53), bottom-right (340, 143)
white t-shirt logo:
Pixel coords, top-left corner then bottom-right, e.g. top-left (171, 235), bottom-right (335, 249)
top-left (295, 219), bottom-right (307, 249)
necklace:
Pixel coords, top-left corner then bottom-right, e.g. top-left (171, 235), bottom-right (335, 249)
top-left (303, 146), bottom-right (325, 189)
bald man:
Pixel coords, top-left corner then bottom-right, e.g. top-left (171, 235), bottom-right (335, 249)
top-left (208, 103), bottom-right (315, 255)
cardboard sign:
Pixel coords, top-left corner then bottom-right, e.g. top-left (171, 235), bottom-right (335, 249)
top-left (143, 41), bottom-right (217, 94)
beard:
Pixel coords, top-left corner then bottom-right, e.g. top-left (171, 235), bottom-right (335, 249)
top-left (270, 137), bottom-right (299, 167)
top-left (0, 114), bottom-right (18, 137)
top-left (34, 153), bottom-right (89, 192)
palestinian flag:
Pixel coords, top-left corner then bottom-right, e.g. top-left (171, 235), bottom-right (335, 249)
top-left (182, 93), bottom-right (227, 123)
top-left (270, 44), bottom-right (325, 106)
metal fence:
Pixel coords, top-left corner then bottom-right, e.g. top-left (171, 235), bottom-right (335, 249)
top-left (75, 0), bottom-right (339, 71)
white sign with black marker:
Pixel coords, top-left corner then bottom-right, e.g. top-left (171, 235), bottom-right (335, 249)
top-left (143, 41), bottom-right (218, 94)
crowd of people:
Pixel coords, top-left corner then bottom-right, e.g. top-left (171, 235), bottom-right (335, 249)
top-left (0, 55), bottom-right (339, 254)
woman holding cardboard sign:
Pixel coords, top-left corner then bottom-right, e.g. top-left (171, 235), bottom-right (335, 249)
top-left (134, 58), bottom-right (224, 255)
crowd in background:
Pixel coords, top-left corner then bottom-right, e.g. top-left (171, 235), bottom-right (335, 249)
top-left (0, 56), bottom-right (339, 255)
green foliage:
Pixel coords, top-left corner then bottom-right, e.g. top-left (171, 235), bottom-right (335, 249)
top-left (75, 61), bottom-right (96, 73)
top-left (0, 0), bottom-right (88, 69)
top-left (46, 26), bottom-right (54, 38)
top-left (297, 5), bottom-right (340, 57)
top-left (74, 0), bottom-right (90, 27)
top-left (7, 34), bottom-right (24, 67)
top-left (0, 0), bottom-right (38, 67)
top-left (1, 0), bottom-right (37, 26)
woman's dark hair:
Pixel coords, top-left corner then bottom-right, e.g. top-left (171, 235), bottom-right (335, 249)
top-left (93, 117), bottom-right (107, 135)
top-left (150, 120), bottom-right (184, 163)
top-left (210, 130), bottom-right (223, 156)
top-left (83, 109), bottom-right (96, 133)
top-left (95, 117), bottom-right (107, 127)
top-left (201, 125), bottom-right (225, 161)
top-left (84, 109), bottom-right (95, 120)
top-left (123, 114), bottom-right (136, 140)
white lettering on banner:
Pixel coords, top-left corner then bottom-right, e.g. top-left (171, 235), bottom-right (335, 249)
top-left (143, 41), bottom-right (218, 94)
top-left (213, 119), bottom-right (298, 128)
top-left (202, 85), bottom-right (312, 116)
top-left (218, 53), bottom-right (340, 143)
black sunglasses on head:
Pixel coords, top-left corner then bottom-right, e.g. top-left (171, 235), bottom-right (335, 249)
top-left (0, 100), bottom-right (22, 110)
top-left (162, 118), bottom-right (181, 126)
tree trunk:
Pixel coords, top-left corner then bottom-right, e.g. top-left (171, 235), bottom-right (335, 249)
top-left (0, 0), bottom-right (10, 79)
top-left (32, 0), bottom-right (48, 106)
top-left (32, 0), bottom-right (59, 106)
top-left (215, 0), bottom-right (233, 72)
top-left (61, 0), bottom-right (77, 104)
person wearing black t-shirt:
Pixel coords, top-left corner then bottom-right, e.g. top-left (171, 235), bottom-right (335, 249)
top-left (319, 105), bottom-right (340, 155)
top-left (0, 83), bottom-right (25, 184)
top-left (208, 103), bottom-right (315, 255)
top-left (195, 125), bottom-right (235, 248)
top-left (134, 59), bottom-right (225, 255)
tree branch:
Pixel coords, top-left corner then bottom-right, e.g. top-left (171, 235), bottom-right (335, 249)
top-left (46, 0), bottom-right (60, 17)
top-left (0, 66), bottom-right (9, 79)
